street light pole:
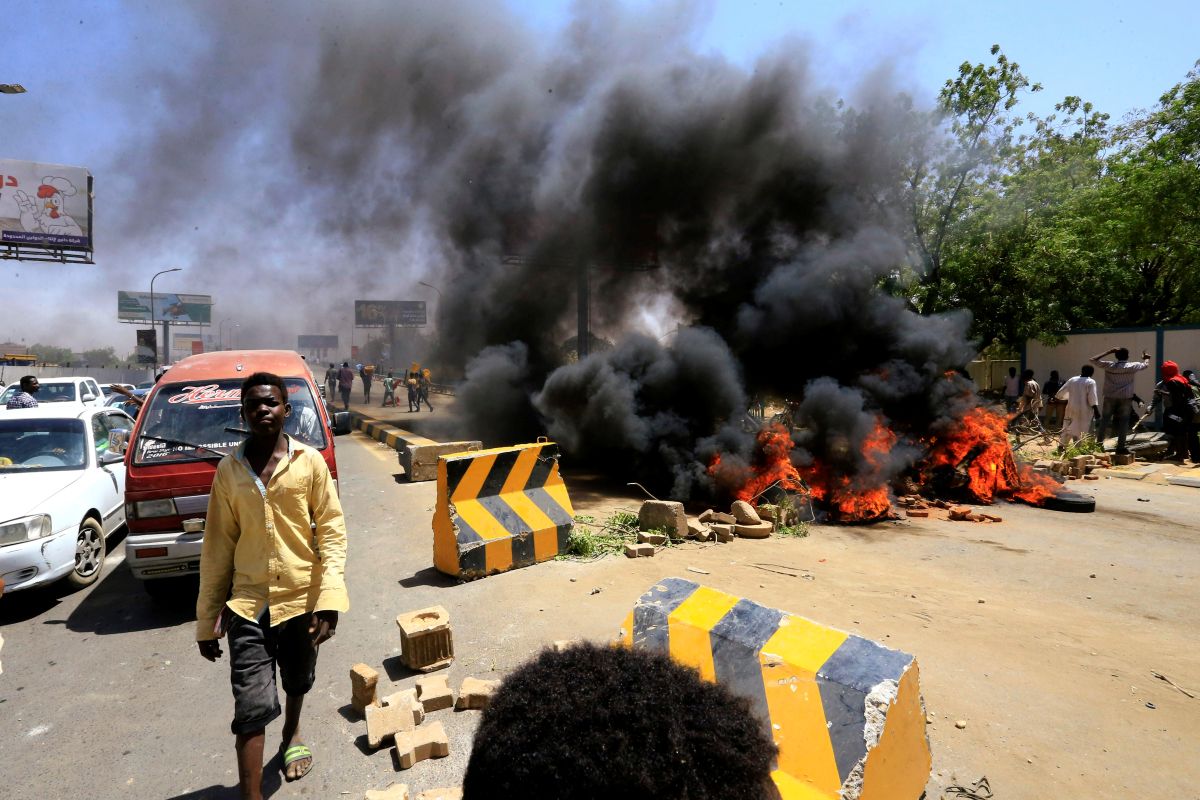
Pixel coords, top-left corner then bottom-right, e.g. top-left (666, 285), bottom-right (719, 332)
top-left (150, 267), bottom-right (182, 369)
top-left (218, 317), bottom-right (237, 350)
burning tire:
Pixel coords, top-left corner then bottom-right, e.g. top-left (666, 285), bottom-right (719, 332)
top-left (1037, 490), bottom-right (1096, 513)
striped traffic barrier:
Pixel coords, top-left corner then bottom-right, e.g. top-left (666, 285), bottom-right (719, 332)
top-left (618, 578), bottom-right (930, 800)
top-left (348, 411), bottom-right (480, 481)
top-left (433, 442), bottom-right (574, 579)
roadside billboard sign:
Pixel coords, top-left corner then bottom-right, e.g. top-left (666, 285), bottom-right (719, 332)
top-left (135, 329), bottom-right (156, 364)
top-left (118, 291), bottom-right (213, 325)
top-left (354, 300), bottom-right (426, 328)
top-left (0, 159), bottom-right (93, 259)
top-left (298, 334), bottom-right (339, 349)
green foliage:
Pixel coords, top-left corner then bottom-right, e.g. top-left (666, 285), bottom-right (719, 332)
top-left (560, 511), bottom-right (640, 560)
top-left (774, 522), bottom-right (810, 538)
top-left (1054, 436), bottom-right (1103, 460)
top-left (27, 342), bottom-right (72, 365)
top-left (80, 347), bottom-right (120, 366)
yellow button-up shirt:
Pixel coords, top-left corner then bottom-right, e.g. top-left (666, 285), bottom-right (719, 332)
top-left (196, 436), bottom-right (349, 640)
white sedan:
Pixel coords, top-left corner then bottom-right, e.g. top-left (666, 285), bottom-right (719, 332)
top-left (0, 406), bottom-right (135, 592)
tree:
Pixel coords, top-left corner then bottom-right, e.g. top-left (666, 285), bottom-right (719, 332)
top-left (27, 343), bottom-right (73, 365)
top-left (80, 347), bottom-right (120, 366)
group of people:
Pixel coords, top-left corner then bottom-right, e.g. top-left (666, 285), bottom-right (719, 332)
top-left (324, 361), bottom-right (434, 413)
top-left (1004, 345), bottom-right (1200, 462)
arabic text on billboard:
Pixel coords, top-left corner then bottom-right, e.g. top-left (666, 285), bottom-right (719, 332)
top-left (355, 300), bottom-right (427, 327)
top-left (298, 334), bottom-right (339, 349)
top-left (118, 291), bottom-right (213, 325)
top-left (0, 159), bottom-right (93, 250)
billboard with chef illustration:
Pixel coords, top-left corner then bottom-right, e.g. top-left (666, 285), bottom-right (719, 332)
top-left (118, 291), bottom-right (214, 325)
top-left (0, 159), bottom-right (93, 252)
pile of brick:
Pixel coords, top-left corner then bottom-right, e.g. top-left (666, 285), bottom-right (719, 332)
top-left (353, 606), bottom-right (500, 799)
top-left (1033, 452), bottom-right (1112, 481)
top-left (896, 496), bottom-right (1003, 523)
top-left (627, 498), bottom-right (795, 556)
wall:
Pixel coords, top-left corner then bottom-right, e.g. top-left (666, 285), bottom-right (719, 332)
top-left (1024, 326), bottom-right (1200, 402)
top-left (0, 364), bottom-right (154, 386)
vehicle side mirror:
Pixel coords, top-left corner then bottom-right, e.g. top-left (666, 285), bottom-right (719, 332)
top-left (108, 429), bottom-right (131, 454)
top-left (332, 411), bottom-right (352, 436)
top-left (82, 393), bottom-right (97, 402)
top-left (100, 450), bottom-right (125, 465)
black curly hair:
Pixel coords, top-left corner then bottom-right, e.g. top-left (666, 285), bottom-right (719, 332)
top-left (463, 642), bottom-right (780, 800)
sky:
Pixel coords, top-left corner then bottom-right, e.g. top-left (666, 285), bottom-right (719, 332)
top-left (1, 0), bottom-right (1196, 358)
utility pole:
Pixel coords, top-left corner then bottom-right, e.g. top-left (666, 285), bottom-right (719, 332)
top-left (149, 267), bottom-right (181, 369)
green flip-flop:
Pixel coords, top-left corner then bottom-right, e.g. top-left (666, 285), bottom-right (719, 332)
top-left (281, 743), bottom-right (313, 782)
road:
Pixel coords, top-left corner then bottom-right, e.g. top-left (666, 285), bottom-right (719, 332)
top-left (2, 430), bottom-right (1199, 798)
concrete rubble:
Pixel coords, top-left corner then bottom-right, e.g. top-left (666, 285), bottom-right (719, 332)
top-left (730, 500), bottom-right (761, 524)
top-left (351, 663), bottom-right (382, 714)
top-left (897, 496), bottom-right (1003, 523)
top-left (734, 520), bottom-right (773, 538)
top-left (637, 499), bottom-right (688, 539)
top-left (366, 700), bottom-right (417, 749)
top-left (394, 720), bottom-right (450, 770)
top-left (396, 606), bottom-right (454, 672)
top-left (698, 508), bottom-right (736, 525)
top-left (624, 542), bottom-right (655, 558)
top-left (382, 689), bottom-right (425, 726)
top-left (455, 677), bottom-right (501, 710)
top-left (415, 674), bottom-right (455, 713)
top-left (636, 531), bottom-right (667, 545)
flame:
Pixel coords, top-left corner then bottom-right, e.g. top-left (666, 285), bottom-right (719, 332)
top-left (797, 418), bottom-right (895, 521)
top-left (709, 423), bottom-right (802, 503)
top-left (924, 406), bottom-right (1058, 504)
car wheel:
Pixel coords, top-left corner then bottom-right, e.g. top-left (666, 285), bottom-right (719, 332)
top-left (66, 517), bottom-right (106, 588)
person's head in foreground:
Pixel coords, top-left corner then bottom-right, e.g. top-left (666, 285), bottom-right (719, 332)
top-left (462, 642), bottom-right (780, 800)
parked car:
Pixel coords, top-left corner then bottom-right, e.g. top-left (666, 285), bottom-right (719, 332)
top-left (0, 406), bottom-right (135, 592)
top-left (0, 377), bottom-right (106, 409)
top-left (123, 350), bottom-right (351, 598)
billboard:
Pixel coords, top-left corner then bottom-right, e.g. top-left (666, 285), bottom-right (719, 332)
top-left (0, 159), bottom-right (93, 253)
top-left (118, 291), bottom-right (213, 325)
top-left (355, 300), bottom-right (426, 328)
top-left (298, 334), bottom-right (339, 349)
top-left (135, 329), bottom-right (156, 364)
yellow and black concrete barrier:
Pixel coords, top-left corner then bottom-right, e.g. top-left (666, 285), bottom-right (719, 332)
top-left (348, 411), bottom-right (480, 481)
top-left (433, 442), bottom-right (574, 579)
top-left (617, 578), bottom-right (930, 800)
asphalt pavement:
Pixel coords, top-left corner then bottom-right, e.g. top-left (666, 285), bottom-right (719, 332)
top-left (0, 429), bottom-right (630, 799)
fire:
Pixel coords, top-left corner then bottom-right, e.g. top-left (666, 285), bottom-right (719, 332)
top-left (923, 406), bottom-right (1058, 504)
top-left (796, 418), bottom-right (895, 521)
top-left (710, 423), bottom-right (802, 503)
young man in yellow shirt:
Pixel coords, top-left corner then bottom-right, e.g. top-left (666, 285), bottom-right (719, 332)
top-left (196, 372), bottom-right (348, 798)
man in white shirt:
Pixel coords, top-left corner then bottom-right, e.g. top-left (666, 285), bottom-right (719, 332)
top-left (1090, 346), bottom-right (1151, 454)
top-left (1003, 367), bottom-right (1020, 412)
top-left (1056, 365), bottom-right (1101, 446)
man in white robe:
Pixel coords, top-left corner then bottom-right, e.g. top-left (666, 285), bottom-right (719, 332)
top-left (1055, 365), bottom-right (1100, 446)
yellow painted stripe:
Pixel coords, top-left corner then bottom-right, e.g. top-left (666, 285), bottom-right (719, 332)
top-left (501, 447), bottom-right (540, 495)
top-left (770, 769), bottom-right (835, 800)
top-left (666, 586), bottom-right (740, 682)
top-left (759, 617), bottom-right (847, 795)
top-left (484, 538), bottom-right (513, 574)
top-left (532, 527), bottom-right (560, 562)
top-left (453, 499), bottom-right (511, 542)
top-left (451, 453), bottom-right (496, 503)
top-left (857, 663), bottom-right (931, 800)
top-left (444, 441), bottom-right (547, 461)
top-left (616, 612), bottom-right (635, 648)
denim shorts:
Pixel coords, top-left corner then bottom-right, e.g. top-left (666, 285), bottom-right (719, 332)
top-left (227, 606), bottom-right (319, 735)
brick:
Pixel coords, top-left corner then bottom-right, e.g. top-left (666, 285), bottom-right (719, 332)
top-left (455, 676), bottom-right (501, 710)
top-left (393, 721), bottom-right (450, 770)
top-left (395, 606), bottom-right (454, 672)
top-left (734, 520), bottom-right (772, 539)
top-left (948, 506), bottom-right (973, 521)
top-left (637, 500), bottom-right (687, 539)
top-left (366, 700), bottom-right (416, 749)
top-left (699, 509), bottom-right (736, 525)
top-left (906, 509), bottom-right (929, 518)
top-left (365, 784), bottom-right (410, 800)
top-left (382, 688), bottom-right (425, 726)
top-left (685, 519), bottom-right (709, 539)
top-left (730, 500), bottom-right (761, 524)
top-left (350, 663), bottom-right (380, 714)
top-left (415, 788), bottom-right (462, 800)
top-left (624, 543), bottom-right (655, 558)
top-left (692, 524), bottom-right (713, 542)
top-left (636, 531), bottom-right (667, 545)
top-left (710, 523), bottom-right (734, 543)
top-left (415, 674), bottom-right (454, 713)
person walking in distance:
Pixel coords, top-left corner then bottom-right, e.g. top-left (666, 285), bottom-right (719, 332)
top-left (359, 365), bottom-right (373, 404)
top-left (417, 367), bottom-right (434, 412)
top-left (1055, 365), bottom-right (1100, 447)
top-left (381, 372), bottom-right (396, 408)
top-left (1090, 346), bottom-right (1151, 454)
top-left (1149, 360), bottom-right (1200, 463)
top-left (323, 363), bottom-right (337, 404)
top-left (195, 372), bottom-right (348, 798)
top-left (336, 361), bottom-right (354, 412)
top-left (1003, 367), bottom-right (1020, 412)
top-left (1042, 369), bottom-right (1064, 428)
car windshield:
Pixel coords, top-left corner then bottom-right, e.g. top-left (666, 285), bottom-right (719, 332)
top-left (133, 378), bottom-right (326, 465)
top-left (0, 418), bottom-right (88, 472)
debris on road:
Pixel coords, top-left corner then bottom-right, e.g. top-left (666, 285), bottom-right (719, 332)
top-left (415, 788), bottom-right (463, 800)
top-left (415, 675), bottom-right (454, 713)
top-left (636, 531), bottom-right (667, 545)
top-left (396, 606), bottom-right (454, 672)
top-left (686, 566), bottom-right (710, 575)
top-left (351, 663), bottom-right (381, 714)
top-left (698, 508), bottom-right (736, 525)
top-left (455, 677), bottom-right (501, 710)
top-left (1151, 670), bottom-right (1196, 699)
top-left (365, 783), bottom-right (410, 800)
top-left (381, 689), bottom-right (425, 725)
top-left (624, 542), bottom-right (655, 558)
top-left (366, 701), bottom-right (416, 749)
top-left (394, 721), bottom-right (450, 770)
top-left (734, 520), bottom-right (772, 539)
top-left (637, 499), bottom-right (688, 539)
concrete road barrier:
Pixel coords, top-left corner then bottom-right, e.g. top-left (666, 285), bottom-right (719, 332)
top-left (617, 577), bottom-right (931, 800)
top-left (433, 442), bottom-right (574, 579)
top-left (349, 411), bottom-right (480, 481)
